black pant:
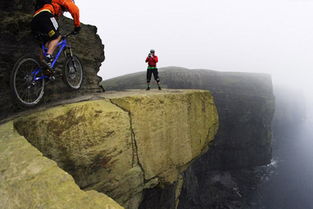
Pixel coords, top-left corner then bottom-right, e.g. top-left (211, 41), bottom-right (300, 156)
top-left (147, 68), bottom-right (160, 83)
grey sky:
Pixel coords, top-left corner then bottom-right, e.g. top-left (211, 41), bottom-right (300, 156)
top-left (73, 0), bottom-right (313, 97)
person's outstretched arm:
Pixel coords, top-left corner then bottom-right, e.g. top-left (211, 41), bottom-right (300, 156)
top-left (63, 0), bottom-right (80, 27)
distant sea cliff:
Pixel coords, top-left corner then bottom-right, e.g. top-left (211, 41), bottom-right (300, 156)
top-left (101, 67), bottom-right (275, 208)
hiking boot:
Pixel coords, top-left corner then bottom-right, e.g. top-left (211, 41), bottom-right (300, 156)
top-left (158, 86), bottom-right (162, 90)
top-left (146, 86), bottom-right (150, 91)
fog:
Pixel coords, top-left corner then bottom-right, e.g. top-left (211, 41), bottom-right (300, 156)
top-left (73, 0), bottom-right (313, 96)
top-left (69, 1), bottom-right (313, 208)
top-left (251, 114), bottom-right (313, 209)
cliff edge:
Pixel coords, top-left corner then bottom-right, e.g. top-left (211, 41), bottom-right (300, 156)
top-left (102, 67), bottom-right (275, 169)
top-left (101, 67), bottom-right (275, 208)
top-left (0, 90), bottom-right (219, 209)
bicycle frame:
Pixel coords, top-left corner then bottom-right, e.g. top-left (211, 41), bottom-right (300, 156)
top-left (33, 38), bottom-right (69, 81)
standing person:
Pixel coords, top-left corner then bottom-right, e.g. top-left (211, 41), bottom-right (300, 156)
top-left (31, 0), bottom-right (81, 70)
top-left (145, 49), bottom-right (161, 90)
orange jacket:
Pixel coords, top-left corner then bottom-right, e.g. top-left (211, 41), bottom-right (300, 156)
top-left (34, 0), bottom-right (80, 27)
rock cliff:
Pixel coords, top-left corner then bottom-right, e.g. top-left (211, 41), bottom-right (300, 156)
top-left (0, 1), bottom-right (275, 208)
top-left (102, 67), bottom-right (275, 168)
top-left (101, 67), bottom-right (275, 208)
top-left (0, 90), bottom-right (218, 209)
top-left (0, 0), bottom-right (105, 120)
top-left (0, 122), bottom-right (123, 209)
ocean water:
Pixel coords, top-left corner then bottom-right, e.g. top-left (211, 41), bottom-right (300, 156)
top-left (252, 119), bottom-right (313, 209)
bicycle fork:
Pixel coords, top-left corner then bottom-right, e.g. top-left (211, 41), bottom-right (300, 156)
top-left (64, 47), bottom-right (78, 76)
top-left (64, 46), bottom-right (73, 58)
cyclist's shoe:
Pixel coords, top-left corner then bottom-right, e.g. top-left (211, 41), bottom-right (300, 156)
top-left (158, 85), bottom-right (162, 90)
top-left (42, 54), bottom-right (54, 70)
top-left (41, 60), bottom-right (52, 70)
top-left (146, 86), bottom-right (150, 91)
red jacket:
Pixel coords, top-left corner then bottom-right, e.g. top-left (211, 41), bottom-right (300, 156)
top-left (145, 55), bottom-right (158, 67)
top-left (34, 0), bottom-right (80, 27)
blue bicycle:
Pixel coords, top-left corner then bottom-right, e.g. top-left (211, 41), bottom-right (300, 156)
top-left (10, 32), bottom-right (83, 107)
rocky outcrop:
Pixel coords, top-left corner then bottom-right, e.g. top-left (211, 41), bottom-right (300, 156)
top-left (101, 67), bottom-right (275, 208)
top-left (0, 0), bottom-right (105, 120)
top-left (0, 0), bottom-right (34, 12)
top-left (102, 67), bottom-right (275, 168)
top-left (5, 90), bottom-right (218, 209)
top-left (0, 121), bottom-right (123, 209)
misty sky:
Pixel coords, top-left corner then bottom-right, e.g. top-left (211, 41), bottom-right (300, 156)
top-left (73, 0), bottom-right (313, 94)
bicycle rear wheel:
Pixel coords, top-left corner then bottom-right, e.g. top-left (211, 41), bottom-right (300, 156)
top-left (63, 55), bottom-right (83, 89)
top-left (10, 55), bottom-right (45, 107)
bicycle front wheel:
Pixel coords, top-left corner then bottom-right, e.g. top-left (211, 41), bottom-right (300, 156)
top-left (63, 55), bottom-right (83, 89)
top-left (10, 55), bottom-right (45, 107)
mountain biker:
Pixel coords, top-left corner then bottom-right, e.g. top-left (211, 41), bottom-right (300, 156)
top-left (145, 49), bottom-right (161, 90)
top-left (31, 0), bottom-right (81, 70)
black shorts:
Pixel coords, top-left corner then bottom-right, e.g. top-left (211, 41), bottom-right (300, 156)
top-left (31, 11), bottom-right (60, 43)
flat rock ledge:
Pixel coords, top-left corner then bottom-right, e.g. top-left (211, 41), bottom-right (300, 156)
top-left (0, 90), bottom-right (218, 209)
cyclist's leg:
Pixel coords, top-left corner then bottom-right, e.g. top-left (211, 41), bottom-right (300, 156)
top-left (46, 15), bottom-right (60, 56)
top-left (47, 35), bottom-right (61, 55)
top-left (31, 11), bottom-right (60, 64)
